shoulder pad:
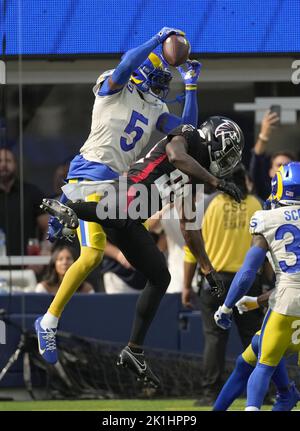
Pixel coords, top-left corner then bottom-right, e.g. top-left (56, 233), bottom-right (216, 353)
top-left (182, 124), bottom-right (196, 133)
top-left (93, 69), bottom-right (115, 95)
top-left (249, 210), bottom-right (265, 235)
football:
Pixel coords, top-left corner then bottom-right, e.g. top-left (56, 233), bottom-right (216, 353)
top-left (162, 34), bottom-right (191, 67)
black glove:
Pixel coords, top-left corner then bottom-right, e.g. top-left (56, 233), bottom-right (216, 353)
top-left (216, 179), bottom-right (243, 203)
top-left (205, 271), bottom-right (225, 298)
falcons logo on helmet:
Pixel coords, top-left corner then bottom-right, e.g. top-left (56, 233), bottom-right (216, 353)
top-left (215, 120), bottom-right (241, 143)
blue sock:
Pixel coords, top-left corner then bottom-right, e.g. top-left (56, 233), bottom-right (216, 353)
top-left (247, 362), bottom-right (275, 408)
top-left (251, 334), bottom-right (289, 393)
top-left (213, 355), bottom-right (254, 411)
top-left (272, 358), bottom-right (289, 392)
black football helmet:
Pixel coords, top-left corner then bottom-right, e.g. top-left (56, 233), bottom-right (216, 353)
top-left (198, 116), bottom-right (244, 178)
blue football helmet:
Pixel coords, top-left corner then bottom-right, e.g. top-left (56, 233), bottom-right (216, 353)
top-left (131, 52), bottom-right (172, 101)
top-left (270, 162), bottom-right (300, 206)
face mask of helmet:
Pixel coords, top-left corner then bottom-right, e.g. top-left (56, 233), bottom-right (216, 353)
top-left (131, 61), bottom-right (172, 101)
top-left (209, 137), bottom-right (242, 178)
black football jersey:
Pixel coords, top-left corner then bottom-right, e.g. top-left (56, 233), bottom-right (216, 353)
top-left (122, 125), bottom-right (210, 218)
top-left (127, 124), bottom-right (210, 186)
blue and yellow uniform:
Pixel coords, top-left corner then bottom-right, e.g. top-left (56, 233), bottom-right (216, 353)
top-left (215, 162), bottom-right (300, 410)
top-left (46, 29), bottom-right (201, 319)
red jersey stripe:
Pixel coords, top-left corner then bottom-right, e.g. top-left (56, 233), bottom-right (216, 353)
top-left (129, 153), bottom-right (168, 183)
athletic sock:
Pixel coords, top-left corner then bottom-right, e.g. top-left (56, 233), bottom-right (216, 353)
top-left (272, 357), bottom-right (290, 393)
top-left (213, 354), bottom-right (254, 411)
top-left (40, 312), bottom-right (59, 330)
top-left (247, 362), bottom-right (275, 408)
top-left (251, 332), bottom-right (289, 395)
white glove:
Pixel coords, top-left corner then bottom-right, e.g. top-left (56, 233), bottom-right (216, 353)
top-left (214, 304), bottom-right (233, 330)
top-left (235, 296), bottom-right (258, 314)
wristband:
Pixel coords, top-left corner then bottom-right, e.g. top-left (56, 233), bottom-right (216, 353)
top-left (221, 304), bottom-right (232, 314)
top-left (185, 84), bottom-right (197, 91)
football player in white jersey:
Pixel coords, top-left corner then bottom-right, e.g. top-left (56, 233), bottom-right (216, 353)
top-left (214, 162), bottom-right (300, 410)
top-left (35, 27), bottom-right (202, 364)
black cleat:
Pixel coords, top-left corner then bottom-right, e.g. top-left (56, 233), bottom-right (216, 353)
top-left (117, 346), bottom-right (160, 389)
top-left (40, 199), bottom-right (79, 229)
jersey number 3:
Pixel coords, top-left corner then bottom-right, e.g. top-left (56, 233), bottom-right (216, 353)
top-left (275, 224), bottom-right (300, 273)
top-left (120, 110), bottom-right (149, 152)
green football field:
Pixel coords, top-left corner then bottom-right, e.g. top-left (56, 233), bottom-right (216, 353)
top-left (0, 398), bottom-right (295, 411)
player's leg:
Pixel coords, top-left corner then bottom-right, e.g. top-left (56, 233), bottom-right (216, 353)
top-left (105, 222), bottom-right (171, 387)
top-left (246, 310), bottom-right (294, 410)
top-left (35, 191), bottom-right (105, 364)
top-left (213, 333), bottom-right (259, 411)
top-left (48, 220), bottom-right (105, 318)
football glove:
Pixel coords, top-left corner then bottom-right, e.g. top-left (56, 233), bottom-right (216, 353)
top-left (236, 296), bottom-right (259, 314)
top-left (214, 304), bottom-right (233, 330)
top-left (177, 60), bottom-right (202, 85)
top-left (47, 216), bottom-right (75, 243)
top-left (206, 271), bottom-right (225, 298)
top-left (155, 27), bottom-right (185, 44)
top-left (216, 180), bottom-right (243, 203)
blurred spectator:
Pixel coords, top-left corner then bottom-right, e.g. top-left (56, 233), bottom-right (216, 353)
top-left (0, 148), bottom-right (48, 255)
top-left (52, 159), bottom-right (71, 199)
top-left (148, 205), bottom-right (187, 293)
top-left (101, 233), bottom-right (148, 293)
top-left (249, 110), bottom-right (297, 201)
top-left (35, 244), bottom-right (94, 294)
top-left (183, 165), bottom-right (264, 405)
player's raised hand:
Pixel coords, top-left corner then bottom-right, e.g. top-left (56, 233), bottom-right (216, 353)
top-left (155, 27), bottom-right (185, 44)
top-left (177, 60), bottom-right (202, 85)
top-left (236, 296), bottom-right (259, 314)
top-left (214, 305), bottom-right (233, 330)
top-left (216, 179), bottom-right (243, 203)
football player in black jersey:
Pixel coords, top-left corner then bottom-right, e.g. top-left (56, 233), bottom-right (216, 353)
top-left (41, 116), bottom-right (244, 388)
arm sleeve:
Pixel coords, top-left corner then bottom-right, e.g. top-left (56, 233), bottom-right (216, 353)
top-left (100, 36), bottom-right (160, 94)
top-left (181, 89), bottom-right (198, 127)
top-left (224, 245), bottom-right (267, 309)
top-left (156, 89), bottom-right (199, 134)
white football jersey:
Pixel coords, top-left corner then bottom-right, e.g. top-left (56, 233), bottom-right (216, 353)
top-left (250, 205), bottom-right (300, 316)
top-left (80, 76), bottom-right (169, 174)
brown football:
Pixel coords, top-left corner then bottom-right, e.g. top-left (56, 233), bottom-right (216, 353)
top-left (162, 35), bottom-right (191, 67)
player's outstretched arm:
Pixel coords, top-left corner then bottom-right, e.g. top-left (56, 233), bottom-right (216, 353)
top-left (166, 135), bottom-right (219, 186)
top-left (156, 60), bottom-right (202, 133)
top-left (166, 135), bottom-right (242, 203)
top-left (100, 27), bottom-right (185, 95)
top-left (214, 234), bottom-right (268, 329)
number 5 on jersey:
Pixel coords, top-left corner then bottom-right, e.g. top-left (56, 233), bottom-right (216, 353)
top-left (120, 110), bottom-right (149, 152)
